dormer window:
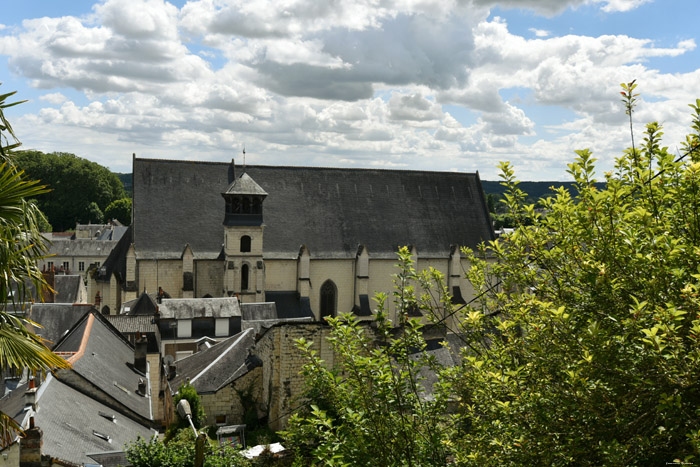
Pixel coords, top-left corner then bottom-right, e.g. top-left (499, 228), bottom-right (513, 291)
top-left (240, 236), bottom-right (251, 253)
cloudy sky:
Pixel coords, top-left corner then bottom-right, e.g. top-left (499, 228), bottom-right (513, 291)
top-left (1, 0), bottom-right (698, 180)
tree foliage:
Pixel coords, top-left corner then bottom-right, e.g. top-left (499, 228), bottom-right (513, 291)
top-left (284, 87), bottom-right (700, 465)
top-left (105, 197), bottom-right (132, 225)
top-left (127, 429), bottom-right (252, 467)
top-left (12, 150), bottom-right (124, 231)
top-left (0, 86), bottom-right (69, 444)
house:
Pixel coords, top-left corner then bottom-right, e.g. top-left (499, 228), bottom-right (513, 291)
top-left (165, 328), bottom-right (259, 427)
top-left (0, 309), bottom-right (157, 465)
top-left (89, 158), bottom-right (494, 325)
top-left (39, 222), bottom-right (128, 279)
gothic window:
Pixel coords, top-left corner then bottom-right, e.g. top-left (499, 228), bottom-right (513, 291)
top-left (101, 305), bottom-right (110, 315)
top-left (320, 280), bottom-right (337, 320)
top-left (240, 235), bottom-right (251, 253)
top-left (241, 264), bottom-right (249, 291)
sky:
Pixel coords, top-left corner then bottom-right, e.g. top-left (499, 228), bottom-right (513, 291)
top-left (1, 0), bottom-right (699, 180)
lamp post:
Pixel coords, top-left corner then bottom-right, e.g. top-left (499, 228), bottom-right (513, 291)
top-left (176, 399), bottom-right (206, 467)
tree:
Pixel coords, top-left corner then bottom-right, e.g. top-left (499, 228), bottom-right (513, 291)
top-left (170, 382), bottom-right (206, 435)
top-left (0, 86), bottom-right (69, 444)
top-left (284, 86), bottom-right (700, 466)
top-left (105, 197), bottom-right (132, 225)
top-left (127, 429), bottom-right (252, 467)
top-left (13, 150), bottom-right (125, 231)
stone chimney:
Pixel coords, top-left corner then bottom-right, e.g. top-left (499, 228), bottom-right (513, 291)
top-left (19, 424), bottom-right (42, 467)
top-left (94, 291), bottom-right (101, 309)
top-left (24, 377), bottom-right (37, 411)
top-left (41, 267), bottom-right (55, 303)
top-left (134, 335), bottom-right (148, 374)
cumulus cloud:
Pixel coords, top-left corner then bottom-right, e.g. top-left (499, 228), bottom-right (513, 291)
top-left (39, 92), bottom-right (68, 105)
top-left (0, 0), bottom-right (697, 180)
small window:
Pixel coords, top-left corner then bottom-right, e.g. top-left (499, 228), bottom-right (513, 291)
top-left (215, 414), bottom-right (227, 425)
top-left (47, 261), bottom-right (54, 270)
top-left (62, 261), bottom-right (69, 271)
top-left (78, 261), bottom-right (85, 272)
top-left (241, 264), bottom-right (249, 291)
top-left (95, 262), bottom-right (100, 267)
top-left (240, 235), bottom-right (251, 253)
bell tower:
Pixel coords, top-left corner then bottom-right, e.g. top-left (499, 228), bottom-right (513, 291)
top-left (222, 161), bottom-right (267, 303)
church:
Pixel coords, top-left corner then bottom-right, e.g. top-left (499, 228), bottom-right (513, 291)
top-left (89, 156), bottom-right (495, 323)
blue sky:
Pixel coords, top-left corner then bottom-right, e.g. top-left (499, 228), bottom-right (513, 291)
top-left (1, 0), bottom-right (698, 180)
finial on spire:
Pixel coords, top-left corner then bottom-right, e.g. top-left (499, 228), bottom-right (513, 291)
top-left (242, 145), bottom-right (246, 171)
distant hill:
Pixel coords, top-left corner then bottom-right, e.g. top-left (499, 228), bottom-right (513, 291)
top-left (481, 180), bottom-right (586, 200)
top-left (115, 173), bottom-right (132, 196)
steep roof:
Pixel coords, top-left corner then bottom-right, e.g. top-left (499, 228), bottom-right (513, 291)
top-left (94, 226), bottom-right (133, 283)
top-left (170, 328), bottom-right (256, 394)
top-left (28, 304), bottom-right (93, 348)
top-left (53, 311), bottom-right (152, 421)
top-left (224, 172), bottom-right (268, 195)
top-left (53, 275), bottom-right (83, 303)
top-left (46, 238), bottom-right (118, 257)
top-left (133, 159), bottom-right (495, 259)
top-left (3, 374), bottom-right (155, 466)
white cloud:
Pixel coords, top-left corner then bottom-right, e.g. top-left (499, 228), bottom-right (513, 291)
top-left (529, 28), bottom-right (550, 37)
top-left (39, 92), bottom-right (68, 105)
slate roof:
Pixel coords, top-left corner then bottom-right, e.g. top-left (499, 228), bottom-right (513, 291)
top-left (170, 328), bottom-right (256, 394)
top-left (106, 315), bottom-right (158, 334)
top-left (53, 311), bottom-right (153, 421)
top-left (157, 297), bottom-right (241, 320)
top-left (241, 301), bottom-right (313, 335)
top-left (46, 238), bottom-right (118, 257)
top-left (28, 304), bottom-right (93, 348)
top-left (122, 292), bottom-right (158, 315)
top-left (94, 226), bottom-right (133, 283)
top-left (29, 375), bottom-right (154, 465)
top-left (133, 159), bottom-right (495, 259)
top-left (53, 275), bottom-right (83, 303)
top-left (224, 172), bottom-right (268, 195)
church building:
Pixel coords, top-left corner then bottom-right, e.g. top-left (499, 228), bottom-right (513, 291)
top-left (89, 157), bottom-right (495, 323)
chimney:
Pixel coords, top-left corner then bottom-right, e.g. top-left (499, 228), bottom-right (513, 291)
top-left (19, 425), bottom-right (43, 467)
top-left (134, 335), bottom-right (148, 374)
top-left (137, 378), bottom-right (147, 396)
top-left (24, 377), bottom-right (37, 411)
top-left (42, 267), bottom-right (55, 303)
top-left (167, 361), bottom-right (177, 380)
top-left (94, 291), bottom-right (101, 309)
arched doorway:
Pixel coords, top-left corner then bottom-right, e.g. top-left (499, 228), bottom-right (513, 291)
top-left (320, 280), bottom-right (337, 320)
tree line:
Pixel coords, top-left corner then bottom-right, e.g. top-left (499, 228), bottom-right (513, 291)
top-left (13, 150), bottom-right (131, 231)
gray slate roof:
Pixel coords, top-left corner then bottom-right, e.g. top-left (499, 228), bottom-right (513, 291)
top-left (170, 328), bottom-right (256, 394)
top-left (53, 312), bottom-right (153, 420)
top-left (224, 172), bottom-right (268, 195)
top-left (46, 238), bottom-right (118, 257)
top-left (53, 275), bottom-right (83, 303)
top-left (106, 315), bottom-right (158, 334)
top-left (28, 304), bottom-right (93, 348)
top-left (241, 301), bottom-right (313, 335)
top-left (31, 375), bottom-right (154, 465)
top-left (158, 297), bottom-right (241, 320)
top-left (133, 159), bottom-right (495, 259)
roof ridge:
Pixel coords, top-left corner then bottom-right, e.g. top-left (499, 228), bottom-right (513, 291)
top-left (134, 157), bottom-right (478, 176)
top-left (189, 329), bottom-right (253, 385)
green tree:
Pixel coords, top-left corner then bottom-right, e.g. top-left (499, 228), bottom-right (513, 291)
top-left (0, 86), bottom-right (69, 444)
top-left (170, 382), bottom-right (206, 434)
top-left (127, 429), bottom-right (252, 467)
top-left (13, 150), bottom-right (124, 231)
top-left (104, 197), bottom-right (132, 225)
top-left (284, 87), bottom-right (700, 466)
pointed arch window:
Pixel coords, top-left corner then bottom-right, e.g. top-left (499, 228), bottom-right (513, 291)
top-left (320, 280), bottom-right (337, 320)
top-left (240, 235), bottom-right (251, 253)
top-left (241, 264), bottom-right (249, 291)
